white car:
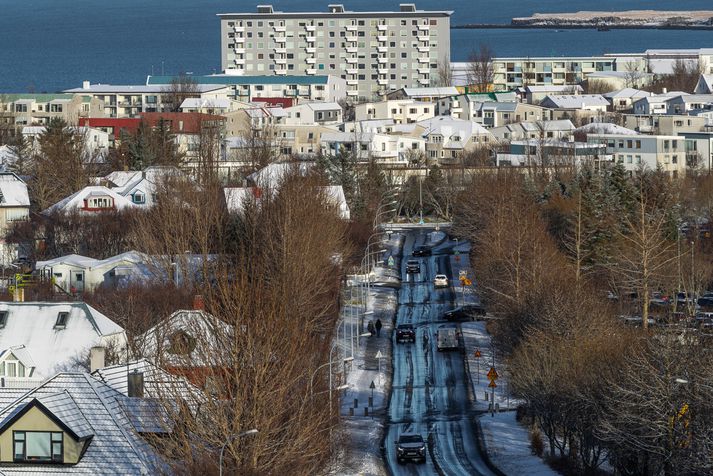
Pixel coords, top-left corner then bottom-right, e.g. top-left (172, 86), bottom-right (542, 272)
top-left (434, 274), bottom-right (448, 288)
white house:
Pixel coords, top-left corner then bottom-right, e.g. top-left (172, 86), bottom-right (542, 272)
top-left (524, 85), bottom-right (583, 104)
top-left (539, 94), bottom-right (609, 113)
top-left (665, 94), bottom-right (713, 115)
top-left (587, 133), bottom-right (686, 176)
top-left (22, 126), bottom-right (110, 161)
top-left (694, 74), bottom-right (713, 95)
top-left (632, 91), bottom-right (689, 115)
top-left (42, 186), bottom-right (137, 215)
top-left (282, 102), bottom-right (343, 126)
top-left (0, 173), bottom-right (30, 265)
top-left (0, 302), bottom-right (126, 380)
top-left (101, 166), bottom-right (187, 207)
top-left (224, 185), bottom-right (350, 220)
top-left (354, 100), bottom-right (435, 124)
top-left (603, 88), bottom-right (652, 112)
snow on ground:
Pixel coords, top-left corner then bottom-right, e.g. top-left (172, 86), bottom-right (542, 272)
top-left (480, 412), bottom-right (557, 476)
top-left (331, 232), bottom-right (403, 476)
top-left (447, 237), bottom-right (559, 476)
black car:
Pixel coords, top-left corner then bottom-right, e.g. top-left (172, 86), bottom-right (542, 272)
top-left (396, 324), bottom-right (416, 343)
top-left (406, 259), bottom-right (420, 274)
top-left (395, 433), bottom-right (426, 464)
top-left (412, 246), bottom-right (432, 256)
top-left (443, 304), bottom-right (486, 321)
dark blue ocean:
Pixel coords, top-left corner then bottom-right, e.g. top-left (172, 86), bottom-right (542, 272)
top-left (1, 0), bottom-right (712, 92)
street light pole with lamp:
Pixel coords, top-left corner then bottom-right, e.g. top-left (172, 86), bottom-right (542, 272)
top-left (218, 429), bottom-right (259, 476)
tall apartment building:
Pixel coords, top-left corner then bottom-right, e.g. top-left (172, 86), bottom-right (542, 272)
top-left (218, 4), bottom-right (452, 100)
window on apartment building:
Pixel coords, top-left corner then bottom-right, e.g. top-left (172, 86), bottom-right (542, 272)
top-left (635, 155), bottom-right (641, 164)
top-left (627, 140), bottom-right (633, 148)
top-left (672, 155), bottom-right (678, 164)
top-left (618, 140), bottom-right (624, 148)
top-left (626, 155), bottom-right (633, 164)
top-left (672, 140), bottom-right (678, 148)
top-left (635, 140), bottom-right (641, 149)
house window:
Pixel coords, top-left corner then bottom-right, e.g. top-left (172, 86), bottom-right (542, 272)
top-left (132, 192), bottom-right (145, 204)
top-left (13, 431), bottom-right (63, 463)
top-left (55, 312), bottom-right (69, 329)
top-left (0, 311), bottom-right (7, 328)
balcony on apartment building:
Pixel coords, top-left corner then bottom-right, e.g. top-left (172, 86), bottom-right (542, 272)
top-left (377, 46), bottom-right (388, 53)
top-left (377, 24), bottom-right (388, 31)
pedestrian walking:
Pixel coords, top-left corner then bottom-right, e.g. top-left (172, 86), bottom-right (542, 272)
top-left (375, 319), bottom-right (382, 337)
top-left (367, 320), bottom-right (375, 336)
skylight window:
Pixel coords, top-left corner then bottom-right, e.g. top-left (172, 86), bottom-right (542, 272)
top-left (54, 312), bottom-right (69, 329)
top-left (0, 311), bottom-right (8, 329)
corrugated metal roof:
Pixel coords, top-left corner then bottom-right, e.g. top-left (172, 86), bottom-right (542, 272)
top-left (0, 373), bottom-right (164, 474)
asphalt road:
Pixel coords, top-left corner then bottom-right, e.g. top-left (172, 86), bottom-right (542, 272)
top-left (384, 229), bottom-right (496, 476)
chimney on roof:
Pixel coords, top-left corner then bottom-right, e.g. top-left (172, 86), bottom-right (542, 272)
top-left (127, 370), bottom-right (145, 398)
top-left (193, 295), bottom-right (205, 311)
top-left (90, 346), bottom-right (105, 373)
top-left (663, 87), bottom-right (668, 94)
top-left (82, 80), bottom-right (90, 90)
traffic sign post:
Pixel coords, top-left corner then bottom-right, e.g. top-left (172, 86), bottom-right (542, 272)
top-left (487, 367), bottom-right (499, 417)
top-left (375, 350), bottom-right (384, 386)
top-left (474, 349), bottom-right (482, 384)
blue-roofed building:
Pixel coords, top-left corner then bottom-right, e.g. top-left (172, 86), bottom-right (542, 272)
top-left (146, 74), bottom-right (346, 103)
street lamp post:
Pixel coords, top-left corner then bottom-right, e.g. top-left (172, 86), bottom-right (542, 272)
top-left (219, 429), bottom-right (259, 476)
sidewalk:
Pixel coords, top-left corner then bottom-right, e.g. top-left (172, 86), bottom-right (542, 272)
top-left (330, 233), bottom-right (402, 476)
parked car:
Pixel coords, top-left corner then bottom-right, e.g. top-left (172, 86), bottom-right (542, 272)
top-left (434, 274), bottom-right (448, 288)
top-left (443, 304), bottom-right (485, 321)
top-left (412, 246), bottom-right (431, 256)
top-left (406, 260), bottom-right (420, 274)
top-left (396, 324), bottom-right (416, 343)
top-left (436, 326), bottom-right (459, 351)
top-left (395, 433), bottom-right (426, 464)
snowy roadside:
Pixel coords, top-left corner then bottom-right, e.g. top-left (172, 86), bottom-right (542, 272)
top-left (330, 232), bottom-right (403, 476)
top-left (447, 238), bottom-right (558, 476)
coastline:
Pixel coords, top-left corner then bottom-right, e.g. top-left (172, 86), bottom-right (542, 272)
top-left (452, 24), bottom-right (713, 31)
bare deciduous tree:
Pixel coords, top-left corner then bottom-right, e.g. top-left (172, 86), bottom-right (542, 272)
top-left (467, 44), bottom-right (495, 93)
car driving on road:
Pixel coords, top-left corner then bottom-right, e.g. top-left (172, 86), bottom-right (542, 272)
top-left (443, 304), bottom-right (486, 321)
top-left (396, 324), bottom-right (416, 343)
top-left (434, 274), bottom-right (448, 288)
top-left (436, 326), bottom-right (459, 351)
top-left (395, 433), bottom-right (426, 464)
top-left (406, 259), bottom-right (420, 274)
top-left (412, 245), bottom-right (431, 256)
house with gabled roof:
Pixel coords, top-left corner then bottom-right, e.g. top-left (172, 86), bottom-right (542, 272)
top-left (0, 302), bottom-right (126, 380)
top-left (0, 372), bottom-right (166, 473)
top-left (135, 301), bottom-right (232, 389)
top-left (42, 186), bottom-right (137, 216)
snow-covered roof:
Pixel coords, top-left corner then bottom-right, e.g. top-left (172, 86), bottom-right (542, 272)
top-left (603, 88), bottom-right (652, 99)
top-left (92, 358), bottom-right (203, 404)
top-left (42, 186), bottom-right (137, 215)
top-left (541, 94), bottom-right (609, 109)
top-left (180, 97), bottom-right (231, 110)
top-left (537, 119), bottom-right (575, 131)
top-left (137, 310), bottom-right (232, 367)
top-left (0, 173), bottom-right (29, 207)
top-left (102, 166), bottom-right (185, 206)
top-left (301, 102), bottom-right (342, 112)
top-left (666, 94), bottom-right (713, 104)
top-left (576, 123), bottom-right (638, 135)
top-left (224, 187), bottom-right (260, 213)
top-left (0, 373), bottom-right (165, 474)
top-left (0, 345), bottom-right (36, 369)
top-left (416, 116), bottom-right (493, 142)
top-left (321, 131), bottom-right (375, 144)
top-left (526, 85), bottom-right (583, 93)
top-left (695, 74), bottom-right (713, 94)
top-left (0, 302), bottom-right (125, 378)
top-left (246, 161), bottom-right (315, 189)
top-left (401, 87), bottom-right (459, 98)
top-left (0, 146), bottom-right (17, 170)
